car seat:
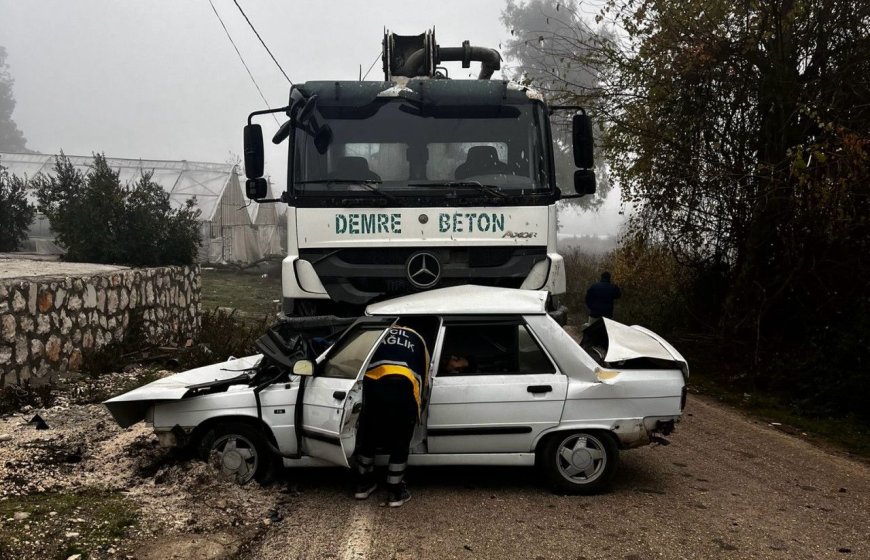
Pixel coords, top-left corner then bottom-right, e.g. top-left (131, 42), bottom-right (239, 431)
top-left (454, 146), bottom-right (507, 180)
top-left (328, 156), bottom-right (381, 182)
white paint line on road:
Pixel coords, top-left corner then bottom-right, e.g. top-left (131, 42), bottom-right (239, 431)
top-left (340, 504), bottom-right (375, 560)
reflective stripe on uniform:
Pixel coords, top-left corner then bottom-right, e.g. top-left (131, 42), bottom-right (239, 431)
top-left (364, 365), bottom-right (421, 408)
top-left (357, 454), bottom-right (374, 474)
top-left (386, 462), bottom-right (407, 484)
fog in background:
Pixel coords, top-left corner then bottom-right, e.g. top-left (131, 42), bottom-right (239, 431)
top-left (0, 0), bottom-right (624, 238)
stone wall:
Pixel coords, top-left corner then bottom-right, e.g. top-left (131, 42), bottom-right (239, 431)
top-left (0, 266), bottom-right (200, 386)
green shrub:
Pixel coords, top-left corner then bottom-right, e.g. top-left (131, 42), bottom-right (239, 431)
top-left (562, 238), bottom-right (689, 335)
top-left (34, 153), bottom-right (201, 266)
top-left (561, 249), bottom-right (609, 324)
top-left (178, 308), bottom-right (269, 369)
top-left (0, 158), bottom-right (35, 251)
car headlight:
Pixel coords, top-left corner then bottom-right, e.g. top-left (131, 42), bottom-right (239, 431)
top-left (144, 405), bottom-right (155, 425)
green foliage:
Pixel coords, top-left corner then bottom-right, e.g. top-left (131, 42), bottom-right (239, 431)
top-left (0, 45), bottom-right (27, 152)
top-left (563, 238), bottom-right (689, 335)
top-left (500, 0), bottom-right (614, 212)
top-left (0, 157), bottom-right (35, 251)
top-left (0, 490), bottom-right (137, 559)
top-left (178, 308), bottom-right (269, 369)
top-left (34, 153), bottom-right (201, 265)
top-left (507, 0), bottom-right (870, 421)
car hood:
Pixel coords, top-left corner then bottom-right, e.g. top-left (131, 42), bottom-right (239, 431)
top-left (601, 319), bottom-right (689, 375)
top-left (103, 355), bottom-right (262, 428)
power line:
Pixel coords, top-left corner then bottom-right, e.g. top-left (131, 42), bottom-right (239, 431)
top-left (206, 0), bottom-right (279, 124)
top-left (361, 50), bottom-right (383, 81)
top-left (232, 0), bottom-right (293, 85)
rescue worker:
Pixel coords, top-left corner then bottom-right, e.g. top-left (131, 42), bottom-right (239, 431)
top-left (353, 324), bottom-right (429, 507)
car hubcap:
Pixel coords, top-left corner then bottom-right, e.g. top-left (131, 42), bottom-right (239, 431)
top-left (556, 434), bottom-right (606, 483)
top-left (212, 435), bottom-right (258, 484)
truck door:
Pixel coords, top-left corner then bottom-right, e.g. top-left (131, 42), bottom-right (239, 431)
top-left (300, 317), bottom-right (396, 466)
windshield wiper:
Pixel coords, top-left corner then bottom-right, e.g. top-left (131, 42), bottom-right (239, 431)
top-left (408, 180), bottom-right (507, 198)
top-left (295, 179), bottom-right (398, 202)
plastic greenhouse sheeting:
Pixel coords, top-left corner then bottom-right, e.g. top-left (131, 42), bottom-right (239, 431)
top-left (1, 152), bottom-right (285, 263)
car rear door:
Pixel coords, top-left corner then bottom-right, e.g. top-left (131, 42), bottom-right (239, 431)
top-left (300, 317), bottom-right (395, 466)
top-left (426, 315), bottom-right (568, 454)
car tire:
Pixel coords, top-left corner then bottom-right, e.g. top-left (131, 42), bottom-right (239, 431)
top-left (199, 423), bottom-right (277, 485)
top-left (538, 430), bottom-right (619, 495)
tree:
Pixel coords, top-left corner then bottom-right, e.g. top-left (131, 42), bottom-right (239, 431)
top-left (0, 46), bottom-right (28, 153)
top-left (35, 153), bottom-right (202, 266)
top-left (596, 0), bottom-right (869, 336)
top-left (504, 0), bottom-right (870, 326)
top-left (501, 0), bottom-right (615, 220)
top-left (0, 157), bottom-right (35, 251)
top-left (501, 0), bottom-right (870, 417)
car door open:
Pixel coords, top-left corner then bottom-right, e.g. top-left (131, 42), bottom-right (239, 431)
top-left (299, 317), bottom-right (395, 466)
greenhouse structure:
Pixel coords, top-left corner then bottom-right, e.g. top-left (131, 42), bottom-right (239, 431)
top-left (0, 152), bottom-right (285, 263)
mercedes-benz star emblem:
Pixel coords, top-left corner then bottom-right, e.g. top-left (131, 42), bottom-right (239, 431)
top-left (406, 252), bottom-right (441, 289)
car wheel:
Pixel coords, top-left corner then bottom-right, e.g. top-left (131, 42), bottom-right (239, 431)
top-left (539, 430), bottom-right (618, 495)
top-left (200, 423), bottom-right (276, 485)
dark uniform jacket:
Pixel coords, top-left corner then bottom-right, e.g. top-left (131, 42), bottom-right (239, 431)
top-left (585, 280), bottom-right (622, 319)
top-left (364, 327), bottom-right (430, 410)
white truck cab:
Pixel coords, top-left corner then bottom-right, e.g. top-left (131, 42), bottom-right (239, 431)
top-left (242, 30), bottom-right (596, 320)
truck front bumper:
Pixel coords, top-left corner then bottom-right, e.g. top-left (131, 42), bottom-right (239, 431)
top-left (282, 248), bottom-right (567, 309)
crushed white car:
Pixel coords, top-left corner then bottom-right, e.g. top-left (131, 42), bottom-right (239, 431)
top-left (104, 285), bottom-right (688, 494)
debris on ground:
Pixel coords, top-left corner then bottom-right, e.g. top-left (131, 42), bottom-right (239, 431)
top-left (0, 369), bottom-right (280, 560)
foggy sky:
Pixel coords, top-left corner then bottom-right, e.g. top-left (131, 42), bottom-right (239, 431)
top-left (0, 0), bottom-right (624, 237)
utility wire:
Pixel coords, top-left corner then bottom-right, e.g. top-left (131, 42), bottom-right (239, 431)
top-left (361, 50), bottom-right (383, 81)
top-left (233, 0), bottom-right (293, 85)
top-left (206, 0), bottom-right (279, 124)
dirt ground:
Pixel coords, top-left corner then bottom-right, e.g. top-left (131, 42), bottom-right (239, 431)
top-left (0, 369), bottom-right (867, 560)
top-left (0, 371), bottom-right (281, 560)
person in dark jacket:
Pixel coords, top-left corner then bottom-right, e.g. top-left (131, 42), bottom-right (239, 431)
top-left (353, 325), bottom-right (429, 507)
top-left (585, 271), bottom-right (622, 320)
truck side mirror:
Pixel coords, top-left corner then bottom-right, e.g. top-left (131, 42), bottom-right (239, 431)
top-left (574, 169), bottom-right (596, 195)
top-left (246, 178), bottom-right (268, 199)
top-left (244, 124), bottom-right (265, 179)
top-left (572, 113), bottom-right (594, 169)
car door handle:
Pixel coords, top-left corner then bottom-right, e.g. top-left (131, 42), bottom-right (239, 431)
top-left (527, 385), bottom-right (552, 394)
top-left (333, 391), bottom-right (347, 400)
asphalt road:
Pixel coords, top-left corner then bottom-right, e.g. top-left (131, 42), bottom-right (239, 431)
top-left (245, 395), bottom-right (868, 560)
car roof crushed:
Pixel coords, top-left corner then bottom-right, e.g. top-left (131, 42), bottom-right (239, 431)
top-left (366, 285), bottom-right (549, 316)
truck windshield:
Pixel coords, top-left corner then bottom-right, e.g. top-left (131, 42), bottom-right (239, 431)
top-left (292, 101), bottom-right (551, 197)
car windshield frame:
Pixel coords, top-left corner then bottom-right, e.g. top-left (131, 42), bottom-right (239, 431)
top-left (289, 99), bottom-right (554, 201)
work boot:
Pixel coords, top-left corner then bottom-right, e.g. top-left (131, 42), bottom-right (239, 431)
top-left (387, 482), bottom-right (411, 507)
top-left (353, 474), bottom-right (377, 500)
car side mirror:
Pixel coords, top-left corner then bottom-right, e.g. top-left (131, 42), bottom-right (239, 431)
top-left (244, 124), bottom-right (265, 179)
top-left (574, 169), bottom-right (596, 195)
top-left (572, 113), bottom-right (594, 169)
top-left (292, 359), bottom-right (315, 376)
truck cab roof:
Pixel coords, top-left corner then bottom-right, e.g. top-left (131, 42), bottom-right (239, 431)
top-left (293, 79), bottom-right (545, 108)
